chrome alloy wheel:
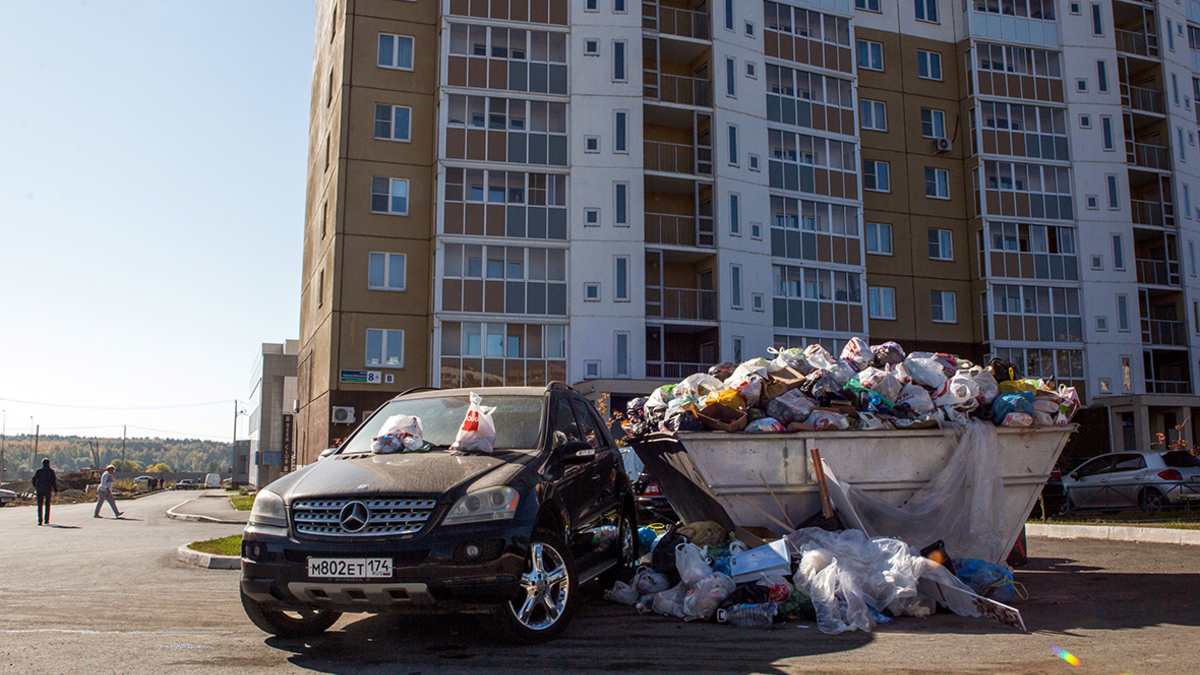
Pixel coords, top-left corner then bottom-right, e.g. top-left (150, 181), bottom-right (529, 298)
top-left (620, 516), bottom-right (635, 564)
top-left (509, 542), bottom-right (570, 631)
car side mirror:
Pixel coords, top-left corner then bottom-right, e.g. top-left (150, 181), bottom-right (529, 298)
top-left (560, 440), bottom-right (596, 464)
top-left (319, 447), bottom-right (339, 461)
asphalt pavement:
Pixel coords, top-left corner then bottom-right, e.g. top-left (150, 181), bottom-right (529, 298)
top-left (1, 493), bottom-right (1198, 674)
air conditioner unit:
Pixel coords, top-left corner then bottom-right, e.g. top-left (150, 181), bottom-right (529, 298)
top-left (934, 137), bottom-right (953, 153)
top-left (331, 406), bottom-right (356, 425)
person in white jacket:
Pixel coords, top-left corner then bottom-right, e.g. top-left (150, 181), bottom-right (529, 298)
top-left (94, 465), bottom-right (123, 518)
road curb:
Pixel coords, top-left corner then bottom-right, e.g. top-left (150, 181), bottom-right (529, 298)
top-left (165, 500), bottom-right (245, 525)
top-left (1027, 522), bottom-right (1200, 546)
top-left (176, 544), bottom-right (240, 570)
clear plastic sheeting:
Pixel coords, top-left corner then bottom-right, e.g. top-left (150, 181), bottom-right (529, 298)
top-left (821, 420), bottom-right (1007, 564)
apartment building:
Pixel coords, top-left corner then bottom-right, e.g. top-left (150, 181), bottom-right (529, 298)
top-left (295, 0), bottom-right (1200, 465)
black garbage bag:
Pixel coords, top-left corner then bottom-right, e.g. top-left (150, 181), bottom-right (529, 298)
top-left (718, 581), bottom-right (772, 609)
top-left (662, 409), bottom-right (706, 432)
top-left (801, 371), bottom-right (846, 407)
top-left (708, 361), bottom-right (736, 380)
top-left (987, 358), bottom-right (1022, 383)
top-left (626, 396), bottom-right (649, 415)
top-left (651, 525), bottom-right (687, 580)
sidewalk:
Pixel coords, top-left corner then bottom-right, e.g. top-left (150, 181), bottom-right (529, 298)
top-left (1027, 522), bottom-right (1200, 546)
top-left (166, 489), bottom-right (249, 525)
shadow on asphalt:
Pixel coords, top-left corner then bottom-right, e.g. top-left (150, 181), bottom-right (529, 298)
top-left (44, 524), bottom-right (81, 529)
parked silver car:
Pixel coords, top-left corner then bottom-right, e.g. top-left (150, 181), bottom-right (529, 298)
top-left (0, 488), bottom-right (15, 506)
top-left (1062, 451), bottom-right (1200, 509)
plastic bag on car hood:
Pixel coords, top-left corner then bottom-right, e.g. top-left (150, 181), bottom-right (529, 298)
top-left (450, 392), bottom-right (497, 454)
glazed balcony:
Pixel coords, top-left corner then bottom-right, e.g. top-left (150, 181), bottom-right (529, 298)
top-left (1116, 28), bottom-right (1159, 58)
top-left (646, 286), bottom-right (717, 322)
top-left (1122, 85), bottom-right (1165, 115)
top-left (643, 2), bottom-right (711, 41)
top-left (1143, 318), bottom-right (1186, 346)
top-left (1127, 141), bottom-right (1170, 170)
top-left (1136, 257), bottom-right (1181, 286)
top-left (645, 212), bottom-right (715, 248)
top-left (1131, 199), bottom-right (1171, 228)
top-left (644, 72), bottom-right (713, 107)
top-left (644, 139), bottom-right (713, 176)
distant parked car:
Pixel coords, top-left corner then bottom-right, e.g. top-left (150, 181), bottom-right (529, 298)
top-left (1062, 451), bottom-right (1200, 510)
top-left (134, 475), bottom-right (153, 485)
top-left (0, 488), bottom-right (15, 506)
top-left (176, 479), bottom-right (199, 490)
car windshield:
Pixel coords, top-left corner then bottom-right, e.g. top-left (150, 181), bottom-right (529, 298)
top-left (341, 395), bottom-right (545, 454)
top-left (1162, 451), bottom-right (1200, 468)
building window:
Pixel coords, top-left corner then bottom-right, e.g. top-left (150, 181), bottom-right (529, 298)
top-left (614, 110), bottom-right (628, 152)
top-left (321, 200), bottom-right (329, 239)
top-left (1091, 254), bottom-right (1103, 269)
top-left (726, 57), bottom-right (737, 96)
top-left (1117, 294), bottom-right (1130, 331)
top-left (584, 208), bottom-right (600, 226)
top-left (585, 282), bottom-right (600, 301)
top-left (1090, 3), bottom-right (1103, 35)
top-left (614, 0), bottom-right (627, 11)
top-left (1106, 175), bottom-right (1120, 210)
top-left (1190, 241), bottom-right (1197, 276)
top-left (612, 40), bottom-right (626, 81)
top-left (731, 264), bottom-right (743, 308)
top-left (869, 286), bottom-right (896, 319)
top-left (584, 39), bottom-right (599, 55)
top-left (1076, 79), bottom-right (1088, 93)
top-left (1121, 356), bottom-right (1132, 392)
top-left (1180, 128), bottom-right (1187, 161)
top-left (366, 329), bottom-right (404, 368)
top-left (861, 99), bottom-right (887, 131)
top-left (931, 291), bottom-right (957, 323)
top-left (1098, 377), bottom-right (1111, 393)
top-left (864, 160), bottom-right (890, 192)
top-left (371, 177), bottom-right (409, 215)
top-left (751, 221), bottom-right (762, 239)
top-left (585, 136), bottom-right (600, 153)
top-left (752, 293), bottom-right (764, 311)
top-left (728, 124), bottom-right (739, 165)
top-left (368, 252), bottom-right (406, 291)
top-left (921, 108), bottom-right (946, 138)
top-left (745, 21), bottom-right (755, 36)
top-left (586, 0), bottom-right (598, 10)
top-left (1079, 114), bottom-right (1092, 128)
top-left (857, 40), bottom-right (884, 71)
top-left (1097, 60), bottom-right (1108, 92)
top-left (1096, 315), bottom-right (1108, 332)
top-left (856, 0), bottom-right (881, 11)
top-left (1101, 116), bottom-right (1114, 150)
top-left (746, 62), bottom-right (757, 78)
top-left (378, 34), bottom-right (414, 70)
top-left (1111, 233), bottom-right (1124, 269)
top-left (1173, 74), bottom-right (1181, 105)
top-left (1086, 195), bottom-right (1099, 209)
top-left (374, 104), bottom-right (411, 142)
top-left (1069, 1), bottom-right (1081, 13)
top-left (317, 268), bottom-right (325, 308)
top-left (614, 182), bottom-right (629, 226)
top-left (727, 193), bottom-right (741, 235)
top-left (928, 228), bottom-right (953, 260)
top-left (915, 0), bottom-right (938, 23)
top-left (615, 256), bottom-right (629, 301)
top-left (866, 222), bottom-right (893, 255)
top-left (917, 50), bottom-right (942, 80)
top-left (1195, 301), bottom-right (1200, 332)
top-left (749, 154), bottom-right (760, 171)
top-left (925, 168), bottom-right (950, 199)
top-left (615, 332), bottom-right (629, 378)
top-left (725, 0), bottom-right (734, 29)
top-left (585, 360), bottom-right (601, 379)
top-left (732, 336), bottom-right (744, 363)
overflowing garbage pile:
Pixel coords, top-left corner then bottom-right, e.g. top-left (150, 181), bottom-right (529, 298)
top-left (622, 338), bottom-right (1080, 436)
top-left (606, 520), bottom-right (1023, 633)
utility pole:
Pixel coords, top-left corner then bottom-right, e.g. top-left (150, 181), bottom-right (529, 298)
top-left (1, 409), bottom-right (6, 481)
top-left (122, 425), bottom-right (127, 468)
top-left (31, 425), bottom-right (39, 472)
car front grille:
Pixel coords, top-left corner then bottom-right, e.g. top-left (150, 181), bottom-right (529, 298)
top-left (291, 497), bottom-right (439, 538)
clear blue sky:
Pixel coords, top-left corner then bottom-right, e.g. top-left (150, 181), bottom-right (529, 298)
top-left (0, 1), bottom-right (317, 443)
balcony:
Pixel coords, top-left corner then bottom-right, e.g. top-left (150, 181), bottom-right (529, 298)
top-left (1122, 85), bottom-right (1165, 115)
top-left (646, 361), bottom-right (711, 379)
top-left (645, 212), bottom-right (715, 248)
top-left (1127, 141), bottom-right (1170, 170)
top-left (644, 72), bottom-right (712, 107)
top-left (1136, 257), bottom-right (1181, 286)
top-left (1142, 319), bottom-right (1186, 346)
top-left (1146, 379), bottom-right (1192, 394)
top-left (644, 140), bottom-right (712, 176)
top-left (646, 286), bottom-right (717, 322)
top-left (1116, 28), bottom-right (1159, 58)
top-left (643, 2), bottom-right (711, 40)
top-left (1131, 199), bottom-right (1171, 227)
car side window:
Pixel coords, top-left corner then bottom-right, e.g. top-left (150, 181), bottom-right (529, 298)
top-left (1113, 454), bottom-right (1146, 471)
top-left (568, 398), bottom-right (603, 450)
top-left (1074, 457), bottom-right (1114, 478)
top-left (550, 399), bottom-right (584, 450)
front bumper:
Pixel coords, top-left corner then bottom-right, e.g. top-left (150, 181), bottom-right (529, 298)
top-left (240, 519), bottom-right (533, 614)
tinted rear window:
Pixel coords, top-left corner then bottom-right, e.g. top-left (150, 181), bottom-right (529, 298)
top-left (1162, 451), bottom-right (1200, 468)
top-left (342, 395), bottom-right (544, 453)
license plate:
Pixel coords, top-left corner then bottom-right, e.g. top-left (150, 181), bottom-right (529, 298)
top-left (307, 558), bottom-right (392, 579)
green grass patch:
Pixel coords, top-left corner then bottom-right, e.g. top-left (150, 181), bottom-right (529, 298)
top-left (189, 535), bottom-right (242, 557)
top-left (1029, 507), bottom-right (1200, 531)
top-left (230, 494), bottom-right (255, 511)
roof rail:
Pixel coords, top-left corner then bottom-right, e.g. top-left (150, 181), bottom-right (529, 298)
top-left (398, 386), bottom-right (439, 397)
top-left (546, 381), bottom-right (577, 393)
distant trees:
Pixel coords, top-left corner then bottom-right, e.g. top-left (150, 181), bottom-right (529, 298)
top-left (112, 459), bottom-right (145, 472)
top-left (146, 463), bottom-right (174, 473)
top-left (0, 435), bottom-right (231, 473)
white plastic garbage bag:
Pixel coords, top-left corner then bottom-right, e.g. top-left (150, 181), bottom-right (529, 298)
top-left (972, 368), bottom-right (1000, 406)
top-left (855, 367), bottom-right (902, 403)
top-left (804, 344), bottom-right (836, 370)
top-left (604, 581), bottom-right (640, 605)
top-left (371, 414), bottom-right (424, 453)
top-left (840, 336), bottom-right (873, 370)
top-left (677, 373), bottom-right (725, 399)
top-left (652, 583), bottom-right (688, 618)
top-left (450, 392), bottom-right (497, 454)
top-left (682, 573), bottom-right (737, 621)
top-left (675, 543), bottom-right (713, 587)
top-left (933, 371), bottom-right (980, 412)
top-left (895, 383), bottom-right (935, 415)
top-left (904, 355), bottom-right (948, 390)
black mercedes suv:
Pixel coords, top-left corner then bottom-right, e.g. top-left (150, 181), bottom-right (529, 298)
top-left (239, 384), bottom-right (638, 643)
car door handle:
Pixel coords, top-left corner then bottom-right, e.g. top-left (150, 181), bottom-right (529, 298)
top-left (589, 473), bottom-right (601, 481)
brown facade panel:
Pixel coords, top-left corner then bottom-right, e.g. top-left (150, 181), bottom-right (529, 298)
top-left (463, 280), bottom-right (484, 311)
top-left (443, 279), bottom-right (463, 311)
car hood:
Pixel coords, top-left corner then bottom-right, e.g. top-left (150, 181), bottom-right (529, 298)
top-left (280, 451), bottom-right (530, 502)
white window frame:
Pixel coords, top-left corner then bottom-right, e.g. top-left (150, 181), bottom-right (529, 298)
top-left (614, 182), bottom-right (629, 227)
top-left (917, 50), bottom-right (942, 80)
top-left (925, 168), bottom-right (950, 199)
top-left (612, 40), bottom-right (627, 81)
top-left (921, 108), bottom-right (946, 138)
top-left (865, 222), bottom-right (893, 255)
top-left (1117, 294), bottom-right (1130, 331)
top-left (861, 99), bottom-right (887, 131)
top-left (615, 255), bottom-right (630, 302)
top-left (378, 34), bottom-right (414, 71)
top-left (869, 286), bottom-right (896, 320)
top-left (584, 208), bottom-right (600, 226)
top-left (584, 282), bottom-right (601, 302)
top-left (915, 0), bottom-right (939, 23)
top-left (584, 360), bottom-right (601, 379)
top-left (1101, 115), bottom-right (1115, 151)
top-left (614, 110), bottom-right (629, 153)
top-left (725, 56), bottom-right (737, 97)
top-left (614, 332), bottom-right (630, 378)
top-left (371, 177), bottom-right (409, 215)
top-left (366, 328), bottom-right (405, 368)
top-left (752, 292), bottom-right (765, 312)
top-left (585, 135), bottom-right (600, 153)
top-left (368, 252), bottom-right (407, 291)
top-left (857, 40), bottom-right (884, 71)
top-left (1106, 174), bottom-right (1120, 210)
top-left (1096, 315), bottom-right (1109, 332)
top-left (746, 61), bottom-right (757, 78)
top-left (729, 193), bottom-right (741, 235)
top-left (728, 124), bottom-right (739, 165)
top-left (864, 160), bottom-right (891, 192)
top-left (1111, 233), bottom-right (1125, 270)
top-left (931, 290), bottom-right (957, 323)
top-left (929, 228), bottom-right (954, 260)
top-left (374, 104), bottom-right (412, 142)
top-left (584, 39), bottom-right (600, 55)
top-left (731, 264), bottom-right (743, 308)
top-left (750, 221), bottom-right (762, 240)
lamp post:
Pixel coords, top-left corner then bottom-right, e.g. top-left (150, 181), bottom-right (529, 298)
top-left (1, 409), bottom-right (6, 481)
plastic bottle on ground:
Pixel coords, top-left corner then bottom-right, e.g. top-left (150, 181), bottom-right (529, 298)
top-left (717, 603), bottom-right (777, 627)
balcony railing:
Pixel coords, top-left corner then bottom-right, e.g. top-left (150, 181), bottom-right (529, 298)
top-left (1122, 85), bottom-right (1165, 114)
top-left (1146, 378), bottom-right (1192, 394)
top-left (1116, 28), bottom-right (1159, 58)
top-left (646, 286), bottom-right (717, 321)
top-left (1143, 319), bottom-right (1187, 346)
top-left (644, 72), bottom-right (713, 107)
top-left (647, 361), bottom-right (712, 379)
top-left (1136, 258), bottom-right (1182, 286)
top-left (642, 2), bottom-right (711, 40)
top-left (1131, 199), bottom-right (1170, 227)
top-left (644, 140), bottom-right (712, 175)
top-left (645, 212), bottom-right (716, 248)
top-left (1127, 141), bottom-right (1170, 170)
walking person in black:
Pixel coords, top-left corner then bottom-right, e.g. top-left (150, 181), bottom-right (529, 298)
top-left (32, 458), bottom-right (58, 526)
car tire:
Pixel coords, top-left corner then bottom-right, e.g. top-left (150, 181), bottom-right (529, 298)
top-left (490, 528), bottom-right (578, 644)
top-left (1138, 487), bottom-right (1165, 510)
top-left (598, 508), bottom-right (639, 589)
top-left (240, 588), bottom-right (341, 638)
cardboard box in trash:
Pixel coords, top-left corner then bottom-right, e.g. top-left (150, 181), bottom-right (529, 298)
top-left (730, 538), bottom-right (791, 583)
top-left (761, 366), bottom-right (806, 401)
top-left (693, 402), bottom-right (749, 432)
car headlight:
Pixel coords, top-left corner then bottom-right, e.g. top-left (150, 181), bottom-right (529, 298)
top-left (442, 486), bottom-right (520, 525)
top-left (248, 490), bottom-right (287, 528)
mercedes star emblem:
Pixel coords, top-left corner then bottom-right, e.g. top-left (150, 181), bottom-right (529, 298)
top-left (339, 501), bottom-right (370, 533)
